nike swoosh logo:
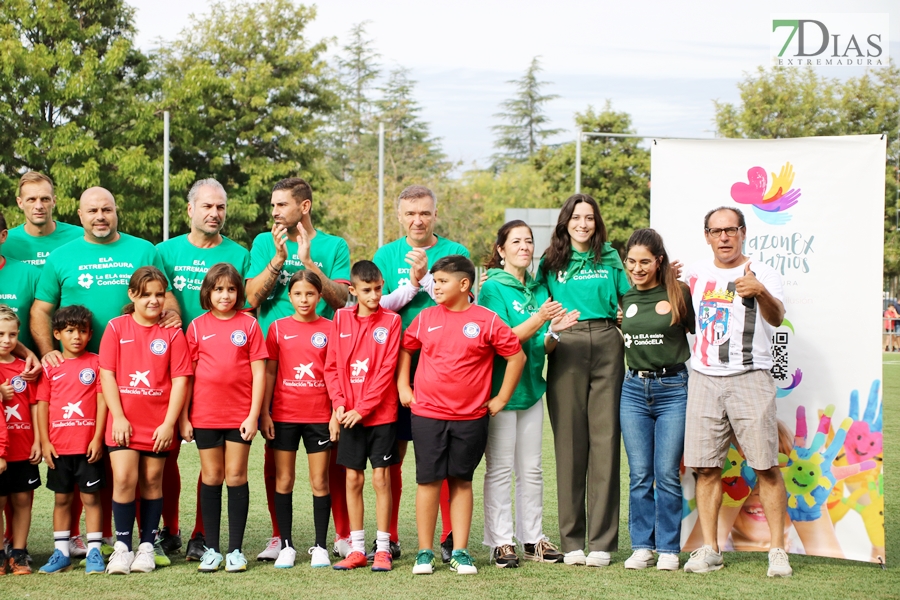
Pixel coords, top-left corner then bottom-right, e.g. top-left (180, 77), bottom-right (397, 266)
top-left (28, 478), bottom-right (39, 484)
top-left (202, 334), bottom-right (216, 340)
top-left (340, 333), bottom-right (351, 338)
top-left (427, 326), bottom-right (442, 332)
top-left (86, 479), bottom-right (101, 487)
top-left (52, 374), bottom-right (66, 381)
top-left (383, 455), bottom-right (392, 460)
top-left (284, 335), bottom-right (298, 340)
top-left (317, 439), bottom-right (329, 445)
top-left (120, 339), bottom-right (134, 344)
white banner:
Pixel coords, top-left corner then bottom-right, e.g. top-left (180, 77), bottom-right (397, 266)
top-left (651, 135), bottom-right (886, 563)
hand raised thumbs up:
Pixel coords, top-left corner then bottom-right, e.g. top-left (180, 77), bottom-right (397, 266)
top-left (735, 261), bottom-right (761, 304)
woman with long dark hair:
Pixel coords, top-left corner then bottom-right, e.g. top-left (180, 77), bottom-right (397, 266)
top-left (538, 194), bottom-right (631, 567)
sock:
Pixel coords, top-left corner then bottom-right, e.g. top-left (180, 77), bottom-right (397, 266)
top-left (161, 444), bottom-right (181, 533)
top-left (329, 453), bottom-right (350, 540)
top-left (376, 530), bottom-right (390, 554)
top-left (439, 480), bottom-right (452, 543)
top-left (192, 475), bottom-right (204, 537)
top-left (139, 497), bottom-right (163, 545)
top-left (388, 462), bottom-right (402, 542)
top-left (200, 482), bottom-right (223, 551)
top-left (312, 494), bottom-right (331, 550)
top-left (274, 492), bottom-right (293, 550)
top-left (227, 483), bottom-right (250, 553)
top-left (87, 532), bottom-right (103, 552)
top-left (112, 500), bottom-right (136, 549)
top-left (264, 447), bottom-right (280, 538)
top-left (54, 530), bottom-right (70, 556)
top-left (3, 502), bottom-right (12, 539)
top-left (350, 529), bottom-right (365, 554)
top-left (70, 491), bottom-right (83, 537)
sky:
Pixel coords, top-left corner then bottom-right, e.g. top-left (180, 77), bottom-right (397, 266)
top-left (127, 0), bottom-right (899, 168)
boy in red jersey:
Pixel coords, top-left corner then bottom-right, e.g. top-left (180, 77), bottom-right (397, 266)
top-left (397, 255), bottom-right (525, 575)
top-left (36, 305), bottom-right (107, 574)
top-left (326, 261), bottom-right (402, 572)
top-left (0, 305), bottom-right (42, 575)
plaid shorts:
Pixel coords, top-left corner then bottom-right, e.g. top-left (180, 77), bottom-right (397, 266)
top-left (684, 369), bottom-right (778, 470)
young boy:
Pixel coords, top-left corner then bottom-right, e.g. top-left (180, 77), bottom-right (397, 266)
top-left (397, 255), bottom-right (525, 575)
top-left (325, 261), bottom-right (402, 572)
top-left (36, 305), bottom-right (107, 574)
top-left (0, 305), bottom-right (42, 575)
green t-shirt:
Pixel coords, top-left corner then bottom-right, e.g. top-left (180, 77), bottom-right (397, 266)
top-left (478, 269), bottom-right (549, 411)
top-left (5, 221), bottom-right (82, 268)
top-left (157, 234), bottom-right (251, 327)
top-left (373, 235), bottom-right (470, 330)
top-left (0, 257), bottom-right (41, 350)
top-left (36, 233), bottom-right (166, 353)
top-left (249, 229), bottom-right (351, 334)
top-left (620, 284), bottom-right (695, 371)
top-left (537, 244), bottom-right (630, 320)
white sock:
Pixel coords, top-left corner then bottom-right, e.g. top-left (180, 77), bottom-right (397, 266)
top-left (87, 533), bottom-right (103, 552)
top-left (376, 530), bottom-right (390, 554)
top-left (350, 530), bottom-right (365, 554)
top-left (55, 530), bottom-right (70, 556)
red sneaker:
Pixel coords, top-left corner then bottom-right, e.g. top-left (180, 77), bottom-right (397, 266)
top-left (371, 550), bottom-right (393, 572)
top-left (333, 551), bottom-right (368, 570)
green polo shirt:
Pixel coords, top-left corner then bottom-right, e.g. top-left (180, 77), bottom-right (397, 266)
top-left (5, 221), bottom-right (82, 268)
top-left (0, 257), bottom-right (41, 350)
top-left (537, 244), bottom-right (630, 320)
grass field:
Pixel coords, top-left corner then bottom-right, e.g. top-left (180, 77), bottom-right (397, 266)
top-left (2, 358), bottom-right (898, 599)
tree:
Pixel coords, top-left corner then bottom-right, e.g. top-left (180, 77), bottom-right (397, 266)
top-left (491, 57), bottom-right (562, 168)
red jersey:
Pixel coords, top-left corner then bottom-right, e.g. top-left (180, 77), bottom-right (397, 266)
top-left (0, 358), bottom-right (37, 462)
top-left (402, 304), bottom-right (521, 420)
top-left (187, 311), bottom-right (267, 429)
top-left (266, 317), bottom-right (332, 424)
top-left (325, 306), bottom-right (401, 427)
top-left (99, 315), bottom-right (192, 452)
top-left (36, 353), bottom-right (101, 455)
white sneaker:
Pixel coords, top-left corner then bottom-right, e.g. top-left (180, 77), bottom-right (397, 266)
top-left (309, 546), bottom-right (330, 568)
top-left (563, 549), bottom-right (586, 565)
top-left (257, 537), bottom-right (281, 561)
top-left (624, 549), bottom-right (655, 569)
top-left (130, 542), bottom-right (156, 573)
top-left (274, 546), bottom-right (296, 569)
top-left (767, 548), bottom-right (792, 577)
top-left (69, 536), bottom-right (88, 558)
top-left (106, 542), bottom-right (134, 575)
top-left (684, 545), bottom-right (724, 573)
top-left (586, 551), bottom-right (611, 567)
top-left (332, 537), bottom-right (352, 558)
top-left (657, 553), bottom-right (680, 571)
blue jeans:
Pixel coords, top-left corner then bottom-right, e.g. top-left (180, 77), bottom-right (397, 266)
top-left (619, 370), bottom-right (687, 554)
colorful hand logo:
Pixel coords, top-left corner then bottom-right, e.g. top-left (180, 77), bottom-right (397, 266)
top-left (730, 162), bottom-right (802, 225)
top-left (845, 380), bottom-right (883, 465)
top-left (721, 445), bottom-right (756, 507)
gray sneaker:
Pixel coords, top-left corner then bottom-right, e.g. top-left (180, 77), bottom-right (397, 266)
top-left (767, 548), bottom-right (792, 577)
top-left (683, 545), bottom-right (723, 573)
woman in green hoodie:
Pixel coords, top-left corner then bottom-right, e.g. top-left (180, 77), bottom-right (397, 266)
top-left (478, 220), bottom-right (579, 568)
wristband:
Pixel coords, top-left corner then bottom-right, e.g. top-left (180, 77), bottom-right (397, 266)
top-left (545, 327), bottom-right (560, 342)
top-left (267, 261), bottom-right (282, 275)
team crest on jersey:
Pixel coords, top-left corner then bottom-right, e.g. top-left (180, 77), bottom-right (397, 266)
top-left (150, 338), bottom-right (168, 355)
top-left (373, 327), bottom-right (388, 344)
top-left (699, 289), bottom-right (734, 346)
top-left (79, 368), bottom-right (96, 385)
top-left (11, 376), bottom-right (26, 393)
top-left (231, 330), bottom-right (248, 347)
top-left (311, 332), bottom-right (328, 348)
top-left (463, 322), bottom-right (480, 338)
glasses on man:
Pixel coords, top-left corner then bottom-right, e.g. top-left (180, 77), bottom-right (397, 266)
top-left (624, 258), bottom-right (657, 270)
top-left (705, 226), bottom-right (744, 238)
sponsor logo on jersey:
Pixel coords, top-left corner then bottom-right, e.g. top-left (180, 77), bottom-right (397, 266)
top-left (172, 275), bottom-right (188, 291)
top-left (231, 330), bottom-right (248, 347)
top-left (79, 368), bottom-right (96, 385)
top-left (129, 370), bottom-right (151, 387)
top-left (350, 358), bottom-right (369, 383)
top-left (512, 300), bottom-right (525, 314)
top-left (294, 363), bottom-right (314, 379)
top-left (373, 327), bottom-right (388, 344)
top-left (311, 332), bottom-right (328, 348)
top-left (78, 273), bottom-right (94, 289)
top-left (150, 338), bottom-right (168, 355)
top-left (11, 376), bottom-right (26, 393)
top-left (463, 322), bottom-right (480, 338)
top-left (63, 401), bottom-right (84, 419)
top-left (4, 404), bottom-right (21, 422)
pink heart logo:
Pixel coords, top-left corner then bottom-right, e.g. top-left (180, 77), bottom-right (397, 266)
top-left (731, 167), bottom-right (768, 205)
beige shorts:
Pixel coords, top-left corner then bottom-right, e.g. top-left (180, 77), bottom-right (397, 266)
top-left (684, 369), bottom-right (778, 470)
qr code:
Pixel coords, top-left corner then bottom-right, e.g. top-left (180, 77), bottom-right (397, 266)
top-left (771, 332), bottom-right (788, 381)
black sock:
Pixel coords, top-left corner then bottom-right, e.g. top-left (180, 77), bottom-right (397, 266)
top-left (227, 482), bottom-right (250, 553)
top-left (139, 497), bottom-right (164, 545)
top-left (200, 483), bottom-right (223, 552)
top-left (274, 492), bottom-right (293, 549)
top-left (112, 500), bottom-right (136, 549)
top-left (313, 494), bottom-right (332, 550)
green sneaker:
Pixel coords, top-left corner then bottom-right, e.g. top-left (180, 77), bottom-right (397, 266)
top-left (450, 549), bottom-right (477, 574)
top-left (412, 549), bottom-right (435, 575)
top-left (101, 537), bottom-right (116, 557)
top-left (153, 539), bottom-right (171, 567)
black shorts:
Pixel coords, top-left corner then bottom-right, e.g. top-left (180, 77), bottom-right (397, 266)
top-left (194, 428), bottom-right (252, 450)
top-left (336, 423), bottom-right (399, 471)
top-left (268, 422), bottom-right (332, 454)
top-left (107, 445), bottom-right (170, 459)
top-left (47, 455), bottom-right (106, 494)
top-left (0, 460), bottom-right (41, 496)
top-left (396, 405), bottom-right (412, 441)
top-left (411, 414), bottom-right (489, 483)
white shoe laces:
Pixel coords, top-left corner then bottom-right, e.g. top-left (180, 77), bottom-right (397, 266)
top-left (769, 548), bottom-right (790, 566)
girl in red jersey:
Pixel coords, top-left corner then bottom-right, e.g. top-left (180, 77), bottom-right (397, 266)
top-left (99, 267), bottom-right (191, 575)
top-left (260, 271), bottom-right (337, 569)
top-left (181, 263), bottom-right (267, 574)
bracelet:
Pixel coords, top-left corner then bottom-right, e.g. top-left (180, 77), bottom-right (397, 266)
top-left (267, 261), bottom-right (282, 275)
top-left (545, 327), bottom-right (560, 342)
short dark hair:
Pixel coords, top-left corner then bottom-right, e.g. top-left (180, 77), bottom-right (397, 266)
top-left (199, 263), bottom-right (246, 311)
top-left (288, 270), bottom-right (323, 294)
top-left (703, 206), bottom-right (746, 230)
top-left (351, 260), bottom-right (383, 284)
top-left (52, 305), bottom-right (93, 332)
top-left (273, 177), bottom-right (313, 205)
top-left (431, 254), bottom-right (475, 285)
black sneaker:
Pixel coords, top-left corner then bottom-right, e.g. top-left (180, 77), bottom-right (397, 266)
top-left (0, 550), bottom-right (6, 575)
top-left (185, 532), bottom-right (206, 562)
top-left (440, 532), bottom-right (453, 564)
top-left (492, 544), bottom-right (519, 568)
top-left (366, 540), bottom-right (402, 563)
top-left (523, 539), bottom-right (564, 563)
top-left (158, 527), bottom-right (183, 555)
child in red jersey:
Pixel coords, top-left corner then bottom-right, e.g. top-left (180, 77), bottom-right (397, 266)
top-left (36, 305), bottom-right (107, 575)
top-left (182, 263), bottom-right (266, 574)
top-left (99, 267), bottom-right (191, 575)
top-left (260, 271), bottom-right (338, 569)
top-left (0, 305), bottom-right (42, 575)
top-left (397, 255), bottom-right (525, 575)
top-left (326, 261), bottom-right (402, 572)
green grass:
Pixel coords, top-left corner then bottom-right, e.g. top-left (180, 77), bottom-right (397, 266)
top-left (4, 357), bottom-right (898, 599)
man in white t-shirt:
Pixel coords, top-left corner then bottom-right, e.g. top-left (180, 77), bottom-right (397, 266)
top-left (681, 206), bottom-right (792, 577)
